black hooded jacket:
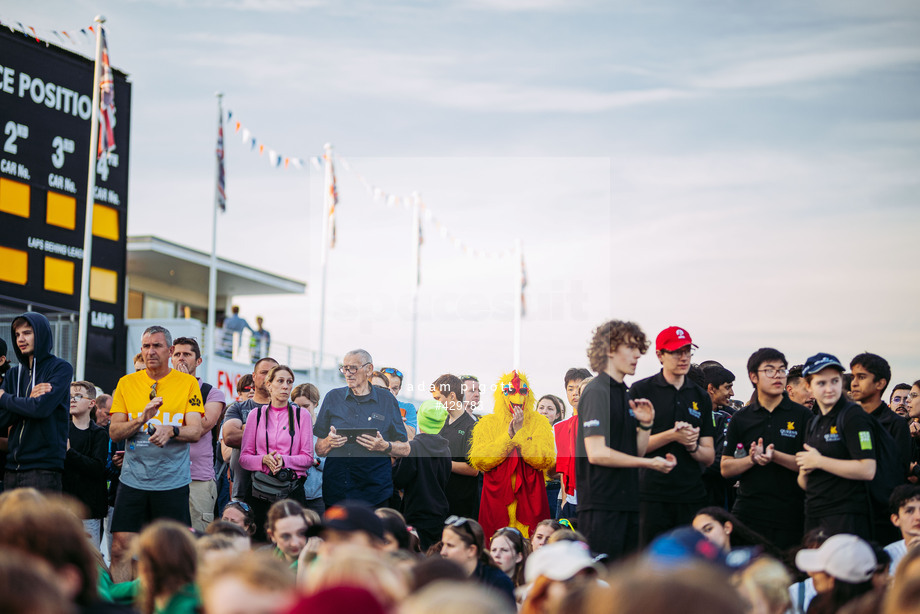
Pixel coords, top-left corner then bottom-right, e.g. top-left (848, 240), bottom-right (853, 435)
top-left (0, 313), bottom-right (73, 472)
top-left (393, 432), bottom-right (452, 525)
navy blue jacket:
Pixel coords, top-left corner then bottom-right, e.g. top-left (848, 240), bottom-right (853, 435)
top-left (0, 313), bottom-right (73, 472)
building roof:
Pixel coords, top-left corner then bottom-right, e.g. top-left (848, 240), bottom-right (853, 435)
top-left (127, 235), bottom-right (306, 296)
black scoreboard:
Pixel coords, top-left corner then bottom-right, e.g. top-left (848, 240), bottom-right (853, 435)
top-left (0, 28), bottom-right (131, 390)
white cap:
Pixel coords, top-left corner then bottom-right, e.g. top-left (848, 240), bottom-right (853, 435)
top-left (795, 534), bottom-right (876, 584)
top-left (525, 541), bottom-right (602, 584)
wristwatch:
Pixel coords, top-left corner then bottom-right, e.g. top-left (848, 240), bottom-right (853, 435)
top-left (172, 425), bottom-right (180, 438)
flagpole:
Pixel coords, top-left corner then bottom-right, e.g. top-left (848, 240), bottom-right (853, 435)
top-left (75, 15), bottom-right (105, 382)
top-left (316, 143), bottom-right (332, 380)
top-left (513, 239), bottom-right (523, 369)
top-left (410, 193), bottom-right (421, 393)
top-left (206, 92), bottom-right (223, 386)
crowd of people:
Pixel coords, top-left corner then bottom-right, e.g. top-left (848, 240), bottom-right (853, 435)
top-left (0, 312), bottom-right (919, 613)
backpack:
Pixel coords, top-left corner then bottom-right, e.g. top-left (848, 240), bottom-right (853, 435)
top-left (806, 403), bottom-right (904, 509)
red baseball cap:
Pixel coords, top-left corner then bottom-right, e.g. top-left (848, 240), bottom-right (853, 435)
top-left (656, 326), bottom-right (697, 352)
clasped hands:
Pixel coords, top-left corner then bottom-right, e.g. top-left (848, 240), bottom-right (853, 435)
top-left (748, 437), bottom-right (775, 465)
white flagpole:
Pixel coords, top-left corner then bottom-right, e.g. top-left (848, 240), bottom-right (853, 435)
top-left (513, 238), bottom-right (523, 369)
top-left (206, 92), bottom-right (223, 386)
top-left (75, 15), bottom-right (106, 382)
top-left (316, 143), bottom-right (333, 380)
top-left (410, 192), bottom-right (421, 392)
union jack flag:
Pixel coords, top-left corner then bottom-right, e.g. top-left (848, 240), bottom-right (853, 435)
top-left (97, 28), bottom-right (115, 159)
top-left (216, 116), bottom-right (226, 212)
top-left (325, 152), bottom-right (338, 248)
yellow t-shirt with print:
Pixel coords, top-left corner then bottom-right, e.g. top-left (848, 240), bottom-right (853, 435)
top-left (111, 369), bottom-right (203, 490)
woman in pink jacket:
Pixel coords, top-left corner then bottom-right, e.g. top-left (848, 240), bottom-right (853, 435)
top-left (240, 365), bottom-right (314, 536)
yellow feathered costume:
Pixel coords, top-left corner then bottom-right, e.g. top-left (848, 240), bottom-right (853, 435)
top-left (469, 370), bottom-right (555, 539)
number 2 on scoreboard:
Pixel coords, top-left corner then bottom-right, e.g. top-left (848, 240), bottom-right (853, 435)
top-left (3, 121), bottom-right (29, 155)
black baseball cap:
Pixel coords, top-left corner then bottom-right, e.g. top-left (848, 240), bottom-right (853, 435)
top-left (306, 500), bottom-right (385, 540)
top-left (802, 353), bottom-right (845, 377)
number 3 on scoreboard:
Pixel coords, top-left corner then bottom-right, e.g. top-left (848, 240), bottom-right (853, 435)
top-left (51, 136), bottom-right (76, 169)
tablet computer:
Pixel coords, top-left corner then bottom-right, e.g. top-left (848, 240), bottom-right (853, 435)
top-left (337, 428), bottom-right (378, 443)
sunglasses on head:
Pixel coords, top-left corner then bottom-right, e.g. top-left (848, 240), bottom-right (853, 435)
top-left (444, 515), bottom-right (475, 538)
top-left (381, 367), bottom-right (403, 379)
top-left (224, 500), bottom-right (251, 514)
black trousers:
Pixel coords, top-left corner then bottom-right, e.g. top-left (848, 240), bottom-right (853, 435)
top-left (578, 509), bottom-right (639, 561)
top-left (639, 499), bottom-right (707, 547)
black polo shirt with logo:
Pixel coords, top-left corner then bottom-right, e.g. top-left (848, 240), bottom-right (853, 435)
top-left (575, 372), bottom-right (640, 512)
top-left (438, 411), bottom-right (478, 517)
top-left (629, 371), bottom-right (715, 503)
top-left (804, 397), bottom-right (876, 518)
top-left (871, 402), bottom-right (911, 475)
top-left (723, 396), bottom-right (813, 525)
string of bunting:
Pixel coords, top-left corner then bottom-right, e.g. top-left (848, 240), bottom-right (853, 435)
top-left (223, 106), bottom-right (515, 260)
top-left (224, 109), bottom-right (317, 171)
top-left (0, 16), bottom-right (98, 53)
top-left (334, 155), bottom-right (515, 261)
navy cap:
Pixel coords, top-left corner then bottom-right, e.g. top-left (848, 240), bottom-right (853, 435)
top-left (802, 353), bottom-right (845, 377)
top-left (306, 500), bottom-right (385, 541)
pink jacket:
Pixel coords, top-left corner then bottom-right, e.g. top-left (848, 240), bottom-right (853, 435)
top-left (240, 404), bottom-right (314, 477)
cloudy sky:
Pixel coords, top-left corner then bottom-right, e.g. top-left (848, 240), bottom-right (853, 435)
top-left (7, 0), bottom-right (920, 404)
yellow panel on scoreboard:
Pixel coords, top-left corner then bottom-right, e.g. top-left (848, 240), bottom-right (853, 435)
top-left (89, 267), bottom-right (118, 304)
top-left (44, 256), bottom-right (74, 295)
top-left (0, 177), bottom-right (30, 218)
top-left (46, 192), bottom-right (77, 230)
top-left (0, 246), bottom-right (28, 285)
top-left (92, 204), bottom-right (119, 241)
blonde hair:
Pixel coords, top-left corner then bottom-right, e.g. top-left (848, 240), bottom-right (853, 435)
top-left (735, 557), bottom-right (791, 614)
top-left (304, 545), bottom-right (408, 610)
top-left (199, 552), bottom-right (295, 610)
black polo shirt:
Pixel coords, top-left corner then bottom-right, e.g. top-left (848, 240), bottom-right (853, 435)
top-left (438, 411), bottom-right (478, 517)
top-left (575, 372), bottom-right (639, 512)
top-left (804, 397), bottom-right (876, 518)
top-left (723, 396), bottom-right (813, 525)
top-left (870, 402), bottom-right (911, 475)
top-left (629, 371), bottom-right (715, 503)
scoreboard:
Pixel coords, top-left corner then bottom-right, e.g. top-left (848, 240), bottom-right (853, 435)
top-left (0, 28), bottom-right (131, 390)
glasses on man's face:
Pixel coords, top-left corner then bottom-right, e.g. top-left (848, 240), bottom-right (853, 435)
top-left (381, 367), bottom-right (403, 379)
top-left (909, 392), bottom-right (920, 400)
top-left (340, 363), bottom-right (370, 375)
top-left (759, 367), bottom-right (788, 378)
top-left (149, 382), bottom-right (158, 400)
top-left (71, 394), bottom-right (87, 402)
top-left (664, 348), bottom-right (694, 358)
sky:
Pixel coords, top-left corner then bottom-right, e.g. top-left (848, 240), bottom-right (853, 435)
top-left (5, 0), bottom-right (920, 406)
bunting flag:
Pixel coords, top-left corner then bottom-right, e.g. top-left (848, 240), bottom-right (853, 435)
top-left (96, 27), bottom-right (115, 159)
top-left (216, 111), bottom-right (226, 212)
top-left (336, 155), bottom-right (517, 261)
top-left (0, 17), bottom-right (97, 53)
top-left (324, 151), bottom-right (338, 249)
top-left (223, 108), bottom-right (307, 171)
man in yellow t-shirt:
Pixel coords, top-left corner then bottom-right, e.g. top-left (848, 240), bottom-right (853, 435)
top-left (107, 325), bottom-right (203, 581)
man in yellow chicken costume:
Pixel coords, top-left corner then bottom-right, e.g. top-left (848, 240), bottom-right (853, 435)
top-left (469, 370), bottom-right (555, 539)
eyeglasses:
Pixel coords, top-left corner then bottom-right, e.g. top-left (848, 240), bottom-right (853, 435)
top-left (340, 363), bottom-right (370, 375)
top-left (149, 381), bottom-right (158, 400)
top-left (663, 348), bottom-right (694, 358)
top-left (71, 394), bottom-right (87, 401)
top-left (381, 367), bottom-right (403, 379)
top-left (224, 500), bottom-right (251, 514)
top-left (909, 392), bottom-right (920, 399)
top-left (758, 367), bottom-right (788, 378)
